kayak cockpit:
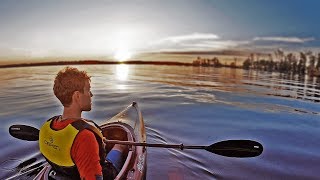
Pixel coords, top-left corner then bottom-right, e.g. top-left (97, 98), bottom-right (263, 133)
top-left (102, 122), bottom-right (136, 179)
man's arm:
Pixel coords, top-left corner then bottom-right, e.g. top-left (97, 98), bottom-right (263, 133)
top-left (71, 129), bottom-right (103, 180)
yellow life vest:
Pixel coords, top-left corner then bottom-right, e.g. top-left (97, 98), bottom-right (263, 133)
top-left (39, 119), bottom-right (79, 166)
top-left (39, 116), bottom-right (106, 177)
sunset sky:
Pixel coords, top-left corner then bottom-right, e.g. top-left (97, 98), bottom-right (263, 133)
top-left (0, 0), bottom-right (320, 64)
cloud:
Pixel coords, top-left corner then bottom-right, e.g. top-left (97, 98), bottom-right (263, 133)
top-left (149, 33), bottom-right (250, 52)
top-left (143, 33), bottom-right (320, 55)
top-left (253, 36), bottom-right (315, 43)
top-left (181, 40), bottom-right (250, 49)
top-left (154, 33), bottom-right (219, 44)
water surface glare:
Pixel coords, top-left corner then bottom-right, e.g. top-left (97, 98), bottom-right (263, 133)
top-left (0, 65), bottom-right (319, 179)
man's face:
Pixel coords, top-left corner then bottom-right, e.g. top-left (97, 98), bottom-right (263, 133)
top-left (79, 80), bottom-right (93, 111)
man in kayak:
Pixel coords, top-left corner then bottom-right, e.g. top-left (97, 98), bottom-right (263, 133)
top-left (39, 67), bottom-right (126, 180)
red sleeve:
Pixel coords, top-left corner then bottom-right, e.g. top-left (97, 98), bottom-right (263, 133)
top-left (71, 129), bottom-right (102, 180)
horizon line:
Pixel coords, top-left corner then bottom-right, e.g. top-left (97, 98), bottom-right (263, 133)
top-left (0, 60), bottom-right (194, 69)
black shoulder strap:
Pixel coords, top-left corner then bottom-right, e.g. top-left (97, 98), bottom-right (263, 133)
top-left (46, 115), bottom-right (60, 122)
top-left (71, 119), bottom-right (104, 139)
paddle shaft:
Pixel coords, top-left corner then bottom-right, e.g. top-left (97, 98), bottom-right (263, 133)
top-left (9, 124), bottom-right (263, 157)
top-left (105, 140), bottom-right (206, 150)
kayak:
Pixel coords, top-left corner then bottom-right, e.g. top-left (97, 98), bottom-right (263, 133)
top-left (34, 102), bottom-right (147, 180)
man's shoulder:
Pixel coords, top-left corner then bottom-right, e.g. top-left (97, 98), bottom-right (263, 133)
top-left (74, 129), bottom-right (98, 147)
top-left (78, 128), bottom-right (96, 137)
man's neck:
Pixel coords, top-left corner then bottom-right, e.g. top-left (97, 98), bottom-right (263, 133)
top-left (62, 106), bottom-right (82, 120)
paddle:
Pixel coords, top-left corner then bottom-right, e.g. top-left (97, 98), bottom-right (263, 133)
top-left (105, 139), bottom-right (263, 158)
top-left (9, 125), bottom-right (39, 141)
top-left (9, 124), bottom-right (263, 158)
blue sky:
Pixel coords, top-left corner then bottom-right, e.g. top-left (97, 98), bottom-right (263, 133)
top-left (0, 0), bottom-right (319, 63)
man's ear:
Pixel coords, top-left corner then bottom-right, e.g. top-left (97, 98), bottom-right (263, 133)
top-left (72, 91), bottom-right (80, 104)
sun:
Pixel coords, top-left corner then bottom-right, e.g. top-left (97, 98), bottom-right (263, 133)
top-left (112, 29), bottom-right (136, 62)
top-left (114, 48), bottom-right (132, 62)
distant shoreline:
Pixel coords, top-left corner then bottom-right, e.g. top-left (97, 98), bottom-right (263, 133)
top-left (0, 60), bottom-right (194, 69)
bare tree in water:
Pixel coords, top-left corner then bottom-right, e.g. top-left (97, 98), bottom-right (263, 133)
top-left (242, 49), bottom-right (320, 77)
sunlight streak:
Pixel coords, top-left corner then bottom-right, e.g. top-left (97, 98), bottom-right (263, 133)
top-left (116, 64), bottom-right (129, 81)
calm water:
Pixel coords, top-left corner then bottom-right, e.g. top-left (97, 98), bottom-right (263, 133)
top-left (0, 65), bottom-right (319, 180)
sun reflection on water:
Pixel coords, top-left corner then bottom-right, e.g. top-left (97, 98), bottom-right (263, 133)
top-left (114, 64), bottom-right (130, 90)
top-left (116, 64), bottom-right (129, 81)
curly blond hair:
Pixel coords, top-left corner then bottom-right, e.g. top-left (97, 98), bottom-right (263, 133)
top-left (53, 67), bottom-right (91, 107)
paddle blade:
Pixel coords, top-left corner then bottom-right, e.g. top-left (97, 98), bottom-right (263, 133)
top-left (9, 125), bottom-right (39, 141)
top-left (206, 140), bottom-right (263, 158)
